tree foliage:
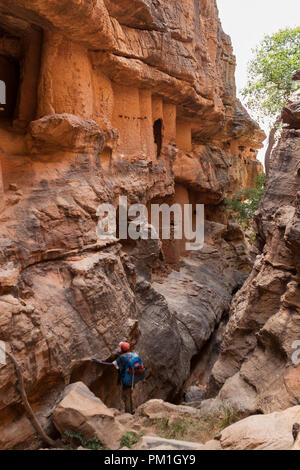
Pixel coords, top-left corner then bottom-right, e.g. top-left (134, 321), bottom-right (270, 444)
top-left (242, 27), bottom-right (300, 125)
top-left (225, 174), bottom-right (266, 230)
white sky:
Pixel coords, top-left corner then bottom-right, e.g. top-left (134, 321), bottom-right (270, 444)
top-left (216, 0), bottom-right (300, 164)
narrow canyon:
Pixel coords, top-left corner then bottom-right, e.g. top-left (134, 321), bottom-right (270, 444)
top-left (0, 0), bottom-right (299, 450)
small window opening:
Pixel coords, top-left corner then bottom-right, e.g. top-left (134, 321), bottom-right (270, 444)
top-left (0, 55), bottom-right (20, 121)
top-left (153, 118), bottom-right (163, 158)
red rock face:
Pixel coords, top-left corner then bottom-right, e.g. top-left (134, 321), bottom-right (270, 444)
top-left (0, 1), bottom-right (264, 448)
top-left (209, 75), bottom-right (300, 415)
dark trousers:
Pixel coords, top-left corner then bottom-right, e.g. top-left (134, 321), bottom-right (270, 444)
top-left (122, 386), bottom-right (134, 414)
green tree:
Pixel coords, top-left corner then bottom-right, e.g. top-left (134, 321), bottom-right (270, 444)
top-left (225, 174), bottom-right (266, 231)
top-left (242, 27), bottom-right (300, 170)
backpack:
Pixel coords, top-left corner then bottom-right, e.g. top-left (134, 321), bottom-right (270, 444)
top-left (122, 352), bottom-right (146, 388)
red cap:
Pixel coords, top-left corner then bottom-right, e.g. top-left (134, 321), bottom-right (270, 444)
top-left (119, 342), bottom-right (130, 352)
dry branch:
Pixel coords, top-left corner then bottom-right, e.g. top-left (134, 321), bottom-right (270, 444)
top-left (0, 343), bottom-right (57, 448)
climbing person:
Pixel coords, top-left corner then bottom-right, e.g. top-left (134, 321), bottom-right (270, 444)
top-left (93, 341), bottom-right (146, 414)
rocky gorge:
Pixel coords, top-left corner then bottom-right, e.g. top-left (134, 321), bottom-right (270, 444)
top-left (0, 0), bottom-right (298, 451)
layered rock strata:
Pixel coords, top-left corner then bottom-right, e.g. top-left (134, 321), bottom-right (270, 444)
top-left (0, 0), bottom-right (263, 448)
top-left (209, 76), bottom-right (300, 415)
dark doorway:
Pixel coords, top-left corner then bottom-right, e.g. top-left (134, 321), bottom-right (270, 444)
top-left (153, 118), bottom-right (163, 158)
top-left (0, 55), bottom-right (20, 120)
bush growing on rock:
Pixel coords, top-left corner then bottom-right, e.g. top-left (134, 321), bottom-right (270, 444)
top-left (120, 431), bottom-right (144, 449)
top-left (242, 27), bottom-right (300, 123)
top-left (63, 430), bottom-right (104, 450)
top-left (225, 174), bottom-right (266, 231)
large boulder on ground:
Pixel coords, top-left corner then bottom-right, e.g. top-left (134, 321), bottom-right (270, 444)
top-left (52, 382), bottom-right (123, 450)
top-left (136, 399), bottom-right (198, 420)
top-left (219, 406), bottom-right (300, 450)
top-left (199, 397), bottom-right (226, 414)
top-left (184, 386), bottom-right (206, 403)
top-left (132, 402), bottom-right (300, 451)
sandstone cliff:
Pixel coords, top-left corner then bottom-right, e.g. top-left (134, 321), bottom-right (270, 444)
top-left (0, 0), bottom-right (264, 448)
top-left (208, 81), bottom-right (300, 415)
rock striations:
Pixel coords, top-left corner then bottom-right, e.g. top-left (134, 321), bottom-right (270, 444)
top-left (0, 0), bottom-right (264, 448)
top-left (209, 73), bottom-right (300, 415)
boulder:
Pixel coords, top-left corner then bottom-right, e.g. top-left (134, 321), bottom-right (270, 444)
top-left (184, 386), bottom-right (206, 403)
top-left (218, 373), bottom-right (258, 415)
top-left (136, 399), bottom-right (198, 419)
top-left (219, 406), bottom-right (300, 450)
top-left (199, 439), bottom-right (222, 450)
top-left (29, 114), bottom-right (106, 153)
top-left (199, 398), bottom-right (226, 414)
top-left (52, 382), bottom-right (123, 450)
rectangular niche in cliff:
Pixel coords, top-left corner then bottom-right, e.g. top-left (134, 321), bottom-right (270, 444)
top-left (153, 118), bottom-right (163, 158)
top-left (0, 19), bottom-right (42, 128)
top-left (0, 55), bottom-right (20, 122)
